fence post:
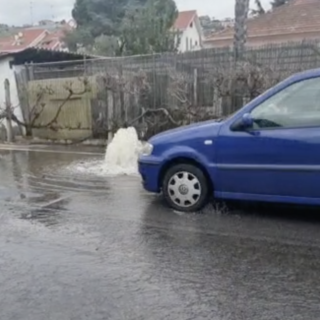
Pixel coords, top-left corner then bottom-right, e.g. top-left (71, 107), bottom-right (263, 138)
top-left (4, 79), bottom-right (13, 142)
top-left (193, 68), bottom-right (198, 106)
top-left (107, 91), bottom-right (113, 143)
top-left (213, 87), bottom-right (222, 117)
top-left (27, 62), bottom-right (34, 81)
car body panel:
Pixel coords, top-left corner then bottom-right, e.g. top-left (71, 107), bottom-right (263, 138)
top-left (216, 125), bottom-right (320, 199)
top-left (138, 68), bottom-right (320, 206)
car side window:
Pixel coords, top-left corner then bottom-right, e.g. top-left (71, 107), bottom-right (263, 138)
top-left (250, 77), bottom-right (320, 129)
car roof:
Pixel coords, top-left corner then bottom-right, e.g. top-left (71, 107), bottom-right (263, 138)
top-left (291, 68), bottom-right (320, 81)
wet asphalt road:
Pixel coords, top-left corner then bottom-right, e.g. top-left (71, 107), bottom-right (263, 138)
top-left (0, 146), bottom-right (320, 320)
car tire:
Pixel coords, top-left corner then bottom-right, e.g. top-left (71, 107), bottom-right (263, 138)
top-left (162, 163), bottom-right (210, 212)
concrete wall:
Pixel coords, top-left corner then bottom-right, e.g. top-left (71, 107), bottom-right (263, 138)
top-left (28, 77), bottom-right (93, 140)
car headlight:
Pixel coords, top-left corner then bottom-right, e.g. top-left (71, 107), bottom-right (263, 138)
top-left (140, 142), bottom-right (153, 156)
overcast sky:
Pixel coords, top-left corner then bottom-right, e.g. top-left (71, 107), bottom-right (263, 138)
top-left (0, 0), bottom-right (272, 26)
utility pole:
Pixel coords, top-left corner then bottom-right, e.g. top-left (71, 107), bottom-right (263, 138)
top-left (30, 1), bottom-right (34, 25)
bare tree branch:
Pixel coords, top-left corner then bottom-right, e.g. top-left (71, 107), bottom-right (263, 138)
top-left (129, 107), bottom-right (180, 126)
top-left (0, 77), bottom-right (91, 135)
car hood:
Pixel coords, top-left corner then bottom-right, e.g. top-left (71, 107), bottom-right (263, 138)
top-left (149, 119), bottom-right (223, 145)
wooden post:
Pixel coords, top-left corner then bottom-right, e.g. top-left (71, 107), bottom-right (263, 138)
top-left (27, 62), bottom-right (34, 81)
top-left (213, 87), bottom-right (222, 117)
top-left (193, 68), bottom-right (198, 106)
top-left (107, 91), bottom-right (113, 142)
top-left (118, 65), bottom-right (125, 124)
top-left (4, 79), bottom-right (13, 142)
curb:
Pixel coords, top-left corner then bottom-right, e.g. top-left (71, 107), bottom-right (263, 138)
top-left (0, 144), bottom-right (104, 155)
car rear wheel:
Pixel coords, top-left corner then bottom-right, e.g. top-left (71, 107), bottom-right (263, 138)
top-left (162, 164), bottom-right (210, 212)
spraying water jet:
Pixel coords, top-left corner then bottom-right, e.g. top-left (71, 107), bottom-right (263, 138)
top-left (66, 127), bottom-right (143, 176)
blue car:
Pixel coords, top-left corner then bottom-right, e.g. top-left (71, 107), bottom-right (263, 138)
top-left (138, 68), bottom-right (320, 212)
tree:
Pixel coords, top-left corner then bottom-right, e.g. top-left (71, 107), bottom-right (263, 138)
top-left (66, 0), bottom-right (178, 56)
top-left (270, 0), bottom-right (291, 8)
top-left (72, 0), bottom-right (92, 28)
top-left (234, 0), bottom-right (250, 60)
top-left (92, 35), bottom-right (119, 56)
top-left (64, 27), bottom-right (93, 51)
top-left (0, 24), bottom-right (18, 37)
top-left (251, 0), bottom-right (265, 16)
top-left (119, 0), bottom-right (178, 55)
top-left (72, 0), bottom-right (145, 38)
top-left (199, 16), bottom-right (224, 37)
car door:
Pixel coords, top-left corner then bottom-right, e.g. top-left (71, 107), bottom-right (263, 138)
top-left (215, 76), bottom-right (320, 201)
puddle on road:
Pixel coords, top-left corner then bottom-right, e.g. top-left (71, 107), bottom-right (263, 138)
top-left (0, 127), bottom-right (143, 209)
top-left (0, 129), bottom-right (147, 239)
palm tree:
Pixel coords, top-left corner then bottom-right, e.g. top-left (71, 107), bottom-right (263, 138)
top-left (234, 0), bottom-right (250, 60)
top-left (251, 0), bottom-right (265, 15)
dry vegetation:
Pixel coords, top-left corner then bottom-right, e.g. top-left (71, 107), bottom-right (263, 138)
top-left (93, 60), bottom-right (283, 139)
top-left (0, 56), bottom-right (290, 141)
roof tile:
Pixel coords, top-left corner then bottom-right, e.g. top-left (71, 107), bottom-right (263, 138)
top-left (0, 28), bottom-right (46, 52)
top-left (39, 29), bottom-right (64, 50)
top-left (174, 10), bottom-right (197, 30)
top-left (206, 0), bottom-right (320, 41)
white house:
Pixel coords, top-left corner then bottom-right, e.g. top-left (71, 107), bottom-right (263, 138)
top-left (174, 10), bottom-right (203, 52)
top-left (0, 54), bottom-right (25, 136)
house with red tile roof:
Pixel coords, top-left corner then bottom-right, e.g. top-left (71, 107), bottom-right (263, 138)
top-left (204, 0), bottom-right (320, 48)
top-left (0, 29), bottom-right (47, 53)
top-left (0, 20), bottom-right (75, 53)
top-left (39, 29), bottom-right (67, 51)
top-left (173, 10), bottom-right (203, 52)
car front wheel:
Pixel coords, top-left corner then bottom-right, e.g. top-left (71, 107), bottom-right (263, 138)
top-left (162, 164), bottom-right (210, 212)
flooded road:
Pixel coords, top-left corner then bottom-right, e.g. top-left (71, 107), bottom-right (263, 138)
top-left (0, 146), bottom-right (320, 320)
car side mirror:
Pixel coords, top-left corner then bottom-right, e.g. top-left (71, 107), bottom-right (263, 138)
top-left (242, 113), bottom-right (254, 128)
top-left (230, 113), bottom-right (254, 131)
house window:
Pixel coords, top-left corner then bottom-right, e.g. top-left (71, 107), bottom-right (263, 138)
top-left (186, 37), bottom-right (189, 51)
top-left (195, 40), bottom-right (198, 46)
top-left (190, 22), bottom-right (193, 28)
top-left (190, 38), bottom-right (192, 49)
